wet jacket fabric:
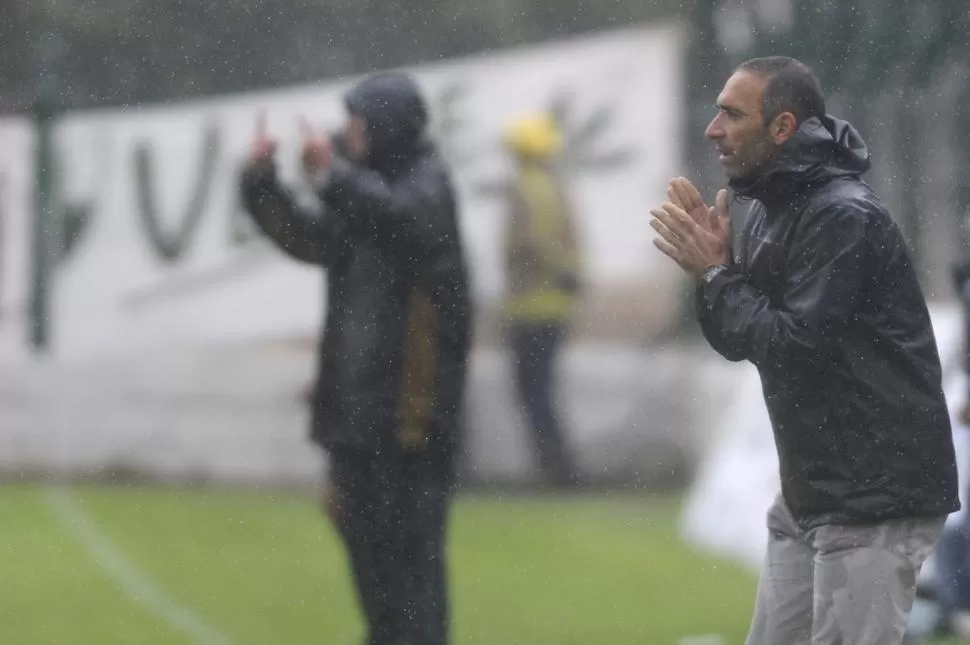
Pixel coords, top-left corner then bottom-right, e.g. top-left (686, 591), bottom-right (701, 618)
top-left (503, 162), bottom-right (581, 322)
top-left (697, 115), bottom-right (959, 529)
top-left (240, 72), bottom-right (471, 457)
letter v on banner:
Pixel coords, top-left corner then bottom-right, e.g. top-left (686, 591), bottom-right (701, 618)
top-left (132, 121), bottom-right (221, 264)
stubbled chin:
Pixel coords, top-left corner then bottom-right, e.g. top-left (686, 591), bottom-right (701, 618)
top-left (719, 159), bottom-right (740, 178)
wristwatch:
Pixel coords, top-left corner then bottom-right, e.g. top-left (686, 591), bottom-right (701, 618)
top-left (699, 264), bottom-right (728, 284)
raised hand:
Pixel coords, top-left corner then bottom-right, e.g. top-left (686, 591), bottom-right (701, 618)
top-left (298, 115), bottom-right (334, 177)
top-left (651, 188), bottom-right (731, 278)
top-left (667, 177), bottom-right (714, 228)
top-left (249, 111), bottom-right (277, 166)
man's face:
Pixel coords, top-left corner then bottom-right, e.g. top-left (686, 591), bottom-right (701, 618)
top-left (345, 115), bottom-right (369, 162)
top-left (705, 71), bottom-right (777, 180)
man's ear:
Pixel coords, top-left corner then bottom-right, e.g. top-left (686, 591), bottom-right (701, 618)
top-left (770, 112), bottom-right (797, 145)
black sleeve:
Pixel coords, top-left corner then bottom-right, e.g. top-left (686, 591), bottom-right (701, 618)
top-left (695, 278), bottom-right (747, 362)
top-left (240, 163), bottom-right (346, 266)
top-left (321, 158), bottom-right (455, 260)
top-left (696, 201), bottom-right (873, 370)
top-left (693, 206), bottom-right (749, 362)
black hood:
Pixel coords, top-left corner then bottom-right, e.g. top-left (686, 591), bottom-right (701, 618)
top-left (731, 114), bottom-right (871, 209)
top-left (344, 71), bottom-right (429, 174)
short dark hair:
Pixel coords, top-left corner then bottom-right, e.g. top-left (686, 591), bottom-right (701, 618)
top-left (736, 57), bottom-right (826, 126)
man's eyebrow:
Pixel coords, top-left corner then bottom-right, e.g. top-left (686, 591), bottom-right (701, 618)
top-left (714, 101), bottom-right (750, 118)
top-left (715, 102), bottom-right (746, 115)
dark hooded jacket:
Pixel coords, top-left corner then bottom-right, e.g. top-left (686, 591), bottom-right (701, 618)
top-left (697, 115), bottom-right (960, 529)
top-left (240, 72), bottom-right (471, 457)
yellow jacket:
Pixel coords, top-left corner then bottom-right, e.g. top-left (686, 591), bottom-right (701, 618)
top-left (503, 162), bottom-right (582, 322)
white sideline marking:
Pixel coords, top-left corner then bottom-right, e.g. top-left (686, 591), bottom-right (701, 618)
top-left (47, 487), bottom-right (233, 645)
top-left (679, 636), bottom-right (726, 645)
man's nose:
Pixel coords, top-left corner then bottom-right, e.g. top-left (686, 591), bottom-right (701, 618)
top-left (705, 122), bottom-right (723, 140)
top-left (705, 115), bottom-right (724, 140)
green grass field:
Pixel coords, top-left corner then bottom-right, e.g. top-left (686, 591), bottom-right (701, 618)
top-left (0, 485), bottom-right (957, 644)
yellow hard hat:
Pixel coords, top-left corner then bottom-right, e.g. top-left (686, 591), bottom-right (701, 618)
top-left (503, 112), bottom-right (562, 158)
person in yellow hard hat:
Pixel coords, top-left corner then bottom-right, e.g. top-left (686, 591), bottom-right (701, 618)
top-left (501, 112), bottom-right (584, 488)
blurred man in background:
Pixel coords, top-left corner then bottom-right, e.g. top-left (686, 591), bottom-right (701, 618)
top-left (650, 56), bottom-right (959, 645)
top-left (501, 112), bottom-right (583, 488)
top-left (239, 71), bottom-right (471, 645)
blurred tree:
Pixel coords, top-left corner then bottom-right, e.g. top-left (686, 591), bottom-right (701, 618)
top-left (948, 17), bottom-right (970, 250)
top-left (669, 0), bottom-right (728, 340)
top-left (885, 0), bottom-right (962, 277)
top-left (469, 87), bottom-right (640, 200)
top-left (548, 88), bottom-right (638, 174)
top-left (955, 72), bottom-right (970, 252)
top-left (0, 0), bottom-right (682, 114)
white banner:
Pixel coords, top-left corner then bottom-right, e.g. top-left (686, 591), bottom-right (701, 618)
top-left (0, 117), bottom-right (34, 354)
top-left (0, 25), bottom-right (684, 361)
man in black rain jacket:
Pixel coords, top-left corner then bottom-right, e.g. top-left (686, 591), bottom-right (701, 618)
top-left (240, 71), bottom-right (471, 645)
top-left (650, 56), bottom-right (958, 645)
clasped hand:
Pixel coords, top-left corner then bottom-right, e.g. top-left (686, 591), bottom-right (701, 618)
top-left (650, 177), bottom-right (731, 279)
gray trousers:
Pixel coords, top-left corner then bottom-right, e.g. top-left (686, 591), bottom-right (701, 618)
top-left (745, 494), bottom-right (945, 645)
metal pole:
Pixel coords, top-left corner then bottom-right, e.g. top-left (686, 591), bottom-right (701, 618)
top-left (29, 31), bottom-right (63, 353)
